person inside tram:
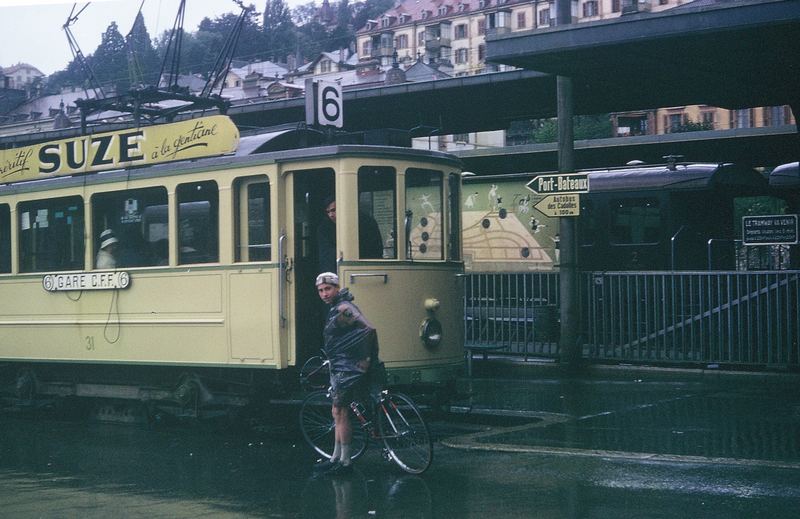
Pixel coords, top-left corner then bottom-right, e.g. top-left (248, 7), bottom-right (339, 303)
top-left (96, 228), bottom-right (119, 269)
top-left (317, 196), bottom-right (384, 273)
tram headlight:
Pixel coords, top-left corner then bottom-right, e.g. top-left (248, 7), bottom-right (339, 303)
top-left (420, 317), bottom-right (443, 349)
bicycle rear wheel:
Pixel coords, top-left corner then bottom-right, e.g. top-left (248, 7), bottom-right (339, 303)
top-left (299, 390), bottom-right (368, 460)
top-left (377, 392), bottom-right (433, 474)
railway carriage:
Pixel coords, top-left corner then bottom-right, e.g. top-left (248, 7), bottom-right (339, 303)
top-left (0, 119), bottom-right (465, 412)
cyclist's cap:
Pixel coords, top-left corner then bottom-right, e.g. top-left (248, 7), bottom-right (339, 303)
top-left (315, 272), bottom-right (339, 287)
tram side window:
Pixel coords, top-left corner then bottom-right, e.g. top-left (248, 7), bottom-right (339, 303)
top-left (0, 205), bottom-right (10, 273)
top-left (405, 168), bottom-right (443, 260)
top-left (358, 166), bottom-right (395, 259)
top-left (610, 198), bottom-right (661, 245)
top-left (234, 177), bottom-right (271, 262)
top-left (18, 196), bottom-right (84, 272)
top-left (92, 187), bottom-right (169, 267)
top-left (177, 181), bottom-right (219, 264)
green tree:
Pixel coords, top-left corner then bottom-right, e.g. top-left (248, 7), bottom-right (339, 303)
top-left (263, 0), bottom-right (297, 61)
top-left (530, 115), bottom-right (613, 143)
top-left (352, 0), bottom-right (394, 31)
top-left (92, 21), bottom-right (129, 93)
top-left (126, 12), bottom-right (161, 87)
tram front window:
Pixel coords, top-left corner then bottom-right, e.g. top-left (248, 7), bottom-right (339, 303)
top-left (92, 187), bottom-right (169, 268)
top-left (18, 196), bottom-right (84, 273)
top-left (405, 169), bottom-right (443, 260)
top-left (358, 166), bottom-right (395, 259)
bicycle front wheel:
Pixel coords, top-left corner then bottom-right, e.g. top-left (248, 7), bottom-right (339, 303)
top-left (299, 390), bottom-right (368, 460)
top-left (377, 392), bottom-right (433, 474)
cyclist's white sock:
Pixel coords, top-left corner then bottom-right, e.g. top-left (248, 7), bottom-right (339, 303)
top-left (340, 443), bottom-right (352, 466)
top-left (331, 441), bottom-right (341, 461)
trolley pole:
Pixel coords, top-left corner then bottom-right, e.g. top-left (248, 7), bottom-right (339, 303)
top-left (556, 0), bottom-right (581, 369)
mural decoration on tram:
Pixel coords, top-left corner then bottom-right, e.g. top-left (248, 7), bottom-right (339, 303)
top-left (460, 178), bottom-right (559, 272)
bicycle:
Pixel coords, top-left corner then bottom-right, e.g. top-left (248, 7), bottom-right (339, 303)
top-left (298, 355), bottom-right (434, 475)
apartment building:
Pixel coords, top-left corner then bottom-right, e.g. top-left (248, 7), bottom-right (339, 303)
top-left (358, 0), bottom-right (795, 146)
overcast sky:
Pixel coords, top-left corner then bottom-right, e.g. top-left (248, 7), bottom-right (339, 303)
top-left (0, 0), bottom-right (305, 75)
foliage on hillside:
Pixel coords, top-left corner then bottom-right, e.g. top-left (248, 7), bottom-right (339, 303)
top-left (44, 0), bottom-right (387, 94)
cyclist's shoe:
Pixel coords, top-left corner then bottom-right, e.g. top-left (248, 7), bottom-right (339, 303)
top-left (326, 462), bottom-right (353, 476)
top-left (312, 458), bottom-right (339, 473)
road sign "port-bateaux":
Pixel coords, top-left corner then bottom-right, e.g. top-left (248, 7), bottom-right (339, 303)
top-left (526, 173), bottom-right (590, 195)
top-left (534, 194), bottom-right (581, 217)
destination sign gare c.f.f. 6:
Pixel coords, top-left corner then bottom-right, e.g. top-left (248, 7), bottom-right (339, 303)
top-left (0, 115), bottom-right (239, 184)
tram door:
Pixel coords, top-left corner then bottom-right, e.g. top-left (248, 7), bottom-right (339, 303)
top-left (289, 168), bottom-right (335, 365)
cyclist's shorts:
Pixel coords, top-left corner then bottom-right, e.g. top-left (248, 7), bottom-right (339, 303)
top-left (330, 371), bottom-right (368, 408)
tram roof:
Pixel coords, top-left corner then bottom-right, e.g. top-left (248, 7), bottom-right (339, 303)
top-left (0, 144), bottom-right (461, 195)
top-left (770, 162), bottom-right (799, 187)
top-left (584, 163), bottom-right (768, 192)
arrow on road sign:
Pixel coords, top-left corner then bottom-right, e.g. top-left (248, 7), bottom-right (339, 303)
top-left (534, 194), bottom-right (581, 217)
top-left (526, 173), bottom-right (589, 195)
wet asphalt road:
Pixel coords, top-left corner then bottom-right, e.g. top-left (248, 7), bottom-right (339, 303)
top-left (2, 373), bottom-right (800, 518)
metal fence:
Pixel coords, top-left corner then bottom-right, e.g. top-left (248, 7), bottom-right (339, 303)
top-left (585, 271), bottom-right (800, 367)
top-left (464, 272), bottom-right (560, 357)
top-left (463, 271), bottom-right (800, 369)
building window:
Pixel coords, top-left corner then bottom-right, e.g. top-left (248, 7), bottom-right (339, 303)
top-left (477, 19), bottom-right (486, 35)
top-left (455, 23), bottom-right (468, 39)
top-left (320, 60), bottom-right (331, 73)
top-left (701, 111), bottom-right (715, 128)
top-left (538, 8), bottom-right (551, 25)
top-left (612, 0), bottom-right (621, 12)
top-left (418, 31), bottom-right (425, 46)
top-left (583, 1), bottom-right (599, 17)
top-left (395, 34), bottom-right (409, 49)
top-left (235, 177), bottom-right (271, 262)
top-left (455, 48), bottom-right (469, 64)
top-left (93, 187), bottom-right (169, 268)
top-left (733, 109), bottom-right (753, 129)
top-left (478, 44), bottom-right (486, 61)
top-left (517, 12), bottom-right (526, 29)
top-left (453, 133), bottom-right (469, 143)
top-left (177, 180), bottom-right (219, 264)
top-left (19, 196), bottom-right (85, 273)
top-left (362, 40), bottom-right (371, 56)
top-left (438, 6), bottom-right (448, 15)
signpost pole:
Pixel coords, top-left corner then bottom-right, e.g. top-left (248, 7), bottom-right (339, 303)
top-left (557, 73), bottom-right (581, 369)
top-left (554, 0), bottom-right (581, 370)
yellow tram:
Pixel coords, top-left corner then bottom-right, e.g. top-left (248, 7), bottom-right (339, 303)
top-left (0, 116), bottom-right (464, 411)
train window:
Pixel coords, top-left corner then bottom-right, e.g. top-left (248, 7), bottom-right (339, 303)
top-left (579, 199), bottom-right (597, 246)
top-left (234, 176), bottom-right (271, 262)
top-left (609, 197), bottom-right (661, 245)
top-left (0, 205), bottom-right (9, 273)
top-left (18, 196), bottom-right (84, 273)
top-left (357, 166), bottom-right (395, 259)
top-left (92, 187), bottom-right (169, 268)
top-left (177, 180), bottom-right (219, 264)
top-left (448, 173), bottom-right (461, 261)
top-left (406, 168), bottom-right (443, 260)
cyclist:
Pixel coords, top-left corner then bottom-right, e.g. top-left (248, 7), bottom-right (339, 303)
top-left (313, 272), bottom-right (378, 475)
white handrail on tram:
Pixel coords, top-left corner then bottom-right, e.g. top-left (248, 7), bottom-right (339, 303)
top-left (349, 272), bottom-right (388, 284)
top-left (279, 231), bottom-right (287, 327)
